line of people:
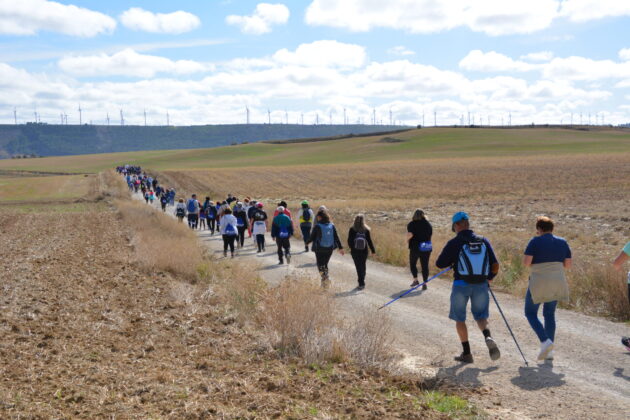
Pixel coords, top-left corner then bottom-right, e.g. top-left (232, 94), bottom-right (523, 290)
top-left (119, 167), bottom-right (630, 363)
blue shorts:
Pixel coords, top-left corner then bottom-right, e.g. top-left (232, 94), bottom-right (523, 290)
top-left (449, 281), bottom-right (489, 322)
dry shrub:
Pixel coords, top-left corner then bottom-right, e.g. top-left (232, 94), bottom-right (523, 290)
top-left (261, 278), bottom-right (396, 368)
top-left (117, 199), bottom-right (203, 281)
top-left (342, 309), bottom-right (398, 369)
top-left (199, 259), bottom-right (267, 323)
top-left (565, 264), bottom-right (630, 320)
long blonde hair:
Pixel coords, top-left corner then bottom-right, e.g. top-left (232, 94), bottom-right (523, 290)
top-left (353, 214), bottom-right (369, 233)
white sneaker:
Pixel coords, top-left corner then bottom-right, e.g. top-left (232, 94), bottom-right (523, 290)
top-left (546, 350), bottom-right (554, 360)
top-left (537, 339), bottom-right (554, 360)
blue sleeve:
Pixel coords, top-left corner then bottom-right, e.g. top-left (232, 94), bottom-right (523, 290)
top-left (524, 237), bottom-right (536, 256)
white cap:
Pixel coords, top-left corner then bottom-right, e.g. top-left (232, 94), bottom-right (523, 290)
top-left (277, 206), bottom-right (285, 212)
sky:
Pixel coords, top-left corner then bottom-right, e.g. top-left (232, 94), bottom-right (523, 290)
top-left (0, 0), bottom-right (629, 126)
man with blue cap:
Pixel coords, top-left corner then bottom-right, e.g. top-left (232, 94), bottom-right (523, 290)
top-left (436, 211), bottom-right (501, 364)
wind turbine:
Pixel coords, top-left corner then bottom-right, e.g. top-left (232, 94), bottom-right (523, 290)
top-left (120, 109), bottom-right (124, 126)
top-left (246, 106), bottom-right (250, 124)
top-left (106, 113), bottom-right (110, 126)
top-left (166, 110), bottom-right (170, 126)
top-left (78, 103), bottom-right (82, 125)
top-left (13, 107), bottom-right (17, 125)
top-left (343, 108), bottom-right (346, 125)
top-left (143, 109), bottom-right (147, 126)
top-left (267, 109), bottom-right (271, 124)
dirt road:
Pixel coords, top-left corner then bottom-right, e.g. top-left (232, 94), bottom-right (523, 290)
top-left (147, 197), bottom-right (630, 419)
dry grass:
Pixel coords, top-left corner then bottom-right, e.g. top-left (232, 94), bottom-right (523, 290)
top-left (160, 152), bottom-right (630, 320)
top-left (117, 199), bottom-right (203, 281)
top-left (259, 278), bottom-right (398, 369)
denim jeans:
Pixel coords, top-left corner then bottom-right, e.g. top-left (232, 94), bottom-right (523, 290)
top-left (524, 288), bottom-right (557, 343)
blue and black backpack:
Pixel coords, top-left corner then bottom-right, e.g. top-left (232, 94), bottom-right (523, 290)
top-left (457, 237), bottom-right (490, 284)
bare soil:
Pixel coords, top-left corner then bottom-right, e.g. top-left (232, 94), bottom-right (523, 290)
top-left (0, 205), bottom-right (465, 419)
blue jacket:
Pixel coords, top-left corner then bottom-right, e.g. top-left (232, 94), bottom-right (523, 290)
top-left (271, 213), bottom-right (294, 238)
top-left (436, 230), bottom-right (498, 281)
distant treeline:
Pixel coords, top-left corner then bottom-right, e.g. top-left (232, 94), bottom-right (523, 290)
top-left (0, 123), bottom-right (406, 158)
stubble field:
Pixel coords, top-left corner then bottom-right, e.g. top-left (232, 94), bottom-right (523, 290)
top-left (157, 151), bottom-right (630, 319)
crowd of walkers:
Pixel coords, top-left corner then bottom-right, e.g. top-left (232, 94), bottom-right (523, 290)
top-left (116, 165), bottom-right (630, 362)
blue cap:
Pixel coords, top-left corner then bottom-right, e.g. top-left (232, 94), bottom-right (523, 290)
top-left (452, 211), bottom-right (469, 224)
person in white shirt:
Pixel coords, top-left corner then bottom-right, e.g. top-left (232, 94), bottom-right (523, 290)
top-left (219, 207), bottom-right (238, 258)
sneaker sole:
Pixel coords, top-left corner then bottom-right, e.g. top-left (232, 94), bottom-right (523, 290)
top-left (486, 339), bottom-right (501, 361)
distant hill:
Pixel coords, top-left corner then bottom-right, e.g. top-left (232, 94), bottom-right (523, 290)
top-left (0, 123), bottom-right (406, 158)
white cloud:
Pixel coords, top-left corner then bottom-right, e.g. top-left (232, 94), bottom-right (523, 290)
top-left (521, 51), bottom-right (554, 62)
top-left (459, 50), bottom-right (535, 72)
top-left (619, 48), bottom-right (630, 61)
top-left (226, 3), bottom-right (289, 34)
top-left (305, 0), bottom-right (560, 36)
top-left (559, 0), bottom-right (630, 22)
top-left (120, 7), bottom-right (200, 34)
top-left (273, 40), bottom-right (366, 69)
top-left (0, 0), bottom-right (116, 37)
top-left (388, 46), bottom-right (415, 56)
top-left (460, 50), bottom-right (630, 82)
top-left (542, 56), bottom-right (630, 81)
top-left (58, 49), bottom-right (209, 78)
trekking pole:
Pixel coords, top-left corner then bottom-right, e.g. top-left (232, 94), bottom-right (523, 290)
top-left (378, 267), bottom-right (452, 310)
top-left (488, 286), bottom-right (529, 366)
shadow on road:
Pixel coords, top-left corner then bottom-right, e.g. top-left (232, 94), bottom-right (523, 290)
top-left (389, 288), bottom-right (425, 300)
top-left (614, 367), bottom-right (630, 382)
top-left (438, 364), bottom-right (500, 387)
top-left (297, 263), bottom-right (317, 268)
top-left (510, 361), bottom-right (566, 390)
top-left (334, 288), bottom-right (361, 298)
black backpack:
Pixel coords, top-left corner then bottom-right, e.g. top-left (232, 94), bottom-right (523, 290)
top-left (302, 209), bottom-right (311, 222)
top-left (354, 232), bottom-right (367, 250)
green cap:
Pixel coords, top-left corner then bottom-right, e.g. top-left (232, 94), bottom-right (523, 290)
top-left (301, 200), bottom-right (309, 205)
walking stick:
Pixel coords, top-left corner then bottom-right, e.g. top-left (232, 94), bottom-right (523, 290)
top-left (489, 286), bottom-right (529, 366)
top-left (378, 267), bottom-right (452, 310)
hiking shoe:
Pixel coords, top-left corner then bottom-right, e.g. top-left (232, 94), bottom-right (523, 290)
top-left (537, 339), bottom-right (554, 361)
top-left (278, 260), bottom-right (284, 265)
top-left (286, 254), bottom-right (291, 264)
top-left (622, 337), bottom-right (630, 351)
top-left (357, 285), bottom-right (365, 290)
top-left (454, 353), bottom-right (474, 364)
top-left (485, 337), bottom-right (501, 361)
top-left (422, 284), bottom-right (427, 291)
top-left (546, 350), bottom-right (554, 360)
top-left (410, 280), bottom-right (420, 287)
top-left (305, 245), bottom-right (309, 252)
top-left (223, 251), bottom-right (228, 257)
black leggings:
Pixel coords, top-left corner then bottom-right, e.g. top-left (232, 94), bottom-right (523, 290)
top-left (223, 235), bottom-right (236, 254)
top-left (276, 237), bottom-right (291, 261)
top-left (207, 218), bottom-right (216, 233)
top-left (410, 250), bottom-right (431, 280)
top-left (237, 226), bottom-right (247, 247)
top-left (351, 250), bottom-right (368, 286)
top-left (256, 234), bottom-right (266, 251)
top-left (315, 250), bottom-right (334, 277)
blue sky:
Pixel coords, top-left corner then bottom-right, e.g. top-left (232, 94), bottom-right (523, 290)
top-left (0, 0), bottom-right (629, 126)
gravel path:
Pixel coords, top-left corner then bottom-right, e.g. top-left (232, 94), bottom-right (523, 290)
top-left (144, 196), bottom-right (630, 419)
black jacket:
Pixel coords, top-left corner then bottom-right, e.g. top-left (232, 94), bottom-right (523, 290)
top-left (348, 227), bottom-right (376, 253)
top-left (407, 219), bottom-right (433, 250)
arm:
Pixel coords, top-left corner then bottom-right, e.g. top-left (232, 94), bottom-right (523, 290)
top-left (333, 226), bottom-right (344, 254)
top-left (563, 258), bottom-right (572, 269)
top-left (613, 251), bottom-right (629, 271)
top-left (406, 232), bottom-right (413, 244)
top-left (523, 255), bottom-right (533, 267)
top-left (435, 240), bottom-right (457, 269)
top-left (485, 239), bottom-right (500, 280)
top-left (306, 225), bottom-right (319, 245)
